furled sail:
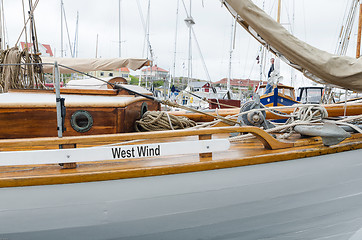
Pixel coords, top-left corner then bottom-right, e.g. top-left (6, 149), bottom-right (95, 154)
top-left (222, 0), bottom-right (362, 91)
top-left (41, 57), bottom-right (151, 74)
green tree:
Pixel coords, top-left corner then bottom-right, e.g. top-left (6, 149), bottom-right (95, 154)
top-left (130, 75), bottom-right (139, 85)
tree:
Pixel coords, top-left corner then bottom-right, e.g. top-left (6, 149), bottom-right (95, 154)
top-left (130, 75), bottom-right (139, 85)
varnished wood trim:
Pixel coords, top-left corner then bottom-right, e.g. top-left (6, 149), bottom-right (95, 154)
top-left (0, 126), bottom-right (293, 150)
top-left (169, 103), bottom-right (362, 122)
top-left (1, 139), bottom-right (361, 188)
top-left (59, 144), bottom-right (77, 169)
top-left (199, 134), bottom-right (212, 158)
top-left (58, 88), bottom-right (119, 95)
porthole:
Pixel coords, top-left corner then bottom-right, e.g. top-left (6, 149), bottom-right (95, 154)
top-left (70, 110), bottom-right (93, 133)
top-left (141, 102), bottom-right (148, 117)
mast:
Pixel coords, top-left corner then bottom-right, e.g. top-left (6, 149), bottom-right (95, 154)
top-left (357, 2), bottom-right (362, 58)
top-left (61, 0), bottom-right (64, 57)
top-left (0, 0), bottom-right (3, 50)
top-left (95, 34), bottom-right (98, 58)
top-left (227, 17), bottom-right (235, 97)
top-left (73, 11), bottom-right (79, 58)
top-left (277, 0), bottom-right (281, 23)
top-left (28, 0), bottom-right (39, 55)
top-left (118, 0), bottom-right (122, 58)
top-left (186, 0), bottom-right (193, 87)
top-left (172, 0), bottom-right (180, 86)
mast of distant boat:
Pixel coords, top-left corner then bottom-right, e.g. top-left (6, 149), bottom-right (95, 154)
top-left (226, 18), bottom-right (236, 99)
top-left (186, 0), bottom-right (193, 87)
top-left (119, 0), bottom-right (122, 58)
top-left (172, 0), bottom-right (180, 87)
top-left (274, 0), bottom-right (281, 83)
top-left (0, 0), bottom-right (5, 50)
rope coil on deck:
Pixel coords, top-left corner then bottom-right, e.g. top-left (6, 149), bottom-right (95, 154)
top-left (135, 111), bottom-right (197, 132)
top-left (279, 105), bottom-right (329, 139)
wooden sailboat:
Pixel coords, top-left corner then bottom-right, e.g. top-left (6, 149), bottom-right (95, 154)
top-left (2, 1), bottom-right (362, 239)
top-left (0, 124), bottom-right (362, 239)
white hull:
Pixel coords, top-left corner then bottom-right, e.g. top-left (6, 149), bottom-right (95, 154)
top-left (1, 149), bottom-right (362, 240)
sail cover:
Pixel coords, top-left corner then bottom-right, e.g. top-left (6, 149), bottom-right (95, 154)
top-left (223, 0), bottom-right (362, 91)
top-left (41, 57), bottom-right (150, 74)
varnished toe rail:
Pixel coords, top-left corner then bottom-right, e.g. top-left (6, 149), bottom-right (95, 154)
top-left (0, 126), bottom-right (293, 168)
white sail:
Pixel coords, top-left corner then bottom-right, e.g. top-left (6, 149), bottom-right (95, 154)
top-left (41, 57), bottom-right (150, 73)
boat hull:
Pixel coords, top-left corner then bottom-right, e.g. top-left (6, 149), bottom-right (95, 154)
top-left (1, 149), bottom-right (362, 240)
top-left (208, 98), bottom-right (241, 109)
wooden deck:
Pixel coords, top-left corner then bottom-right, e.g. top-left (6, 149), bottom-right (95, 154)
top-left (1, 126), bottom-right (362, 188)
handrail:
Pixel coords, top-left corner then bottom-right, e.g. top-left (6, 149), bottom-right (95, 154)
top-left (0, 126), bottom-right (293, 150)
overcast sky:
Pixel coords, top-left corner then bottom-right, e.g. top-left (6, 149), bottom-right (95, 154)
top-left (2, 0), bottom-right (359, 87)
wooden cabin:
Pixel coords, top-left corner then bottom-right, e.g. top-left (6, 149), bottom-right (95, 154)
top-left (0, 87), bottom-right (160, 139)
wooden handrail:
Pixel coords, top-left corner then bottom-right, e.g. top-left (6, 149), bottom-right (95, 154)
top-left (0, 126), bottom-right (293, 150)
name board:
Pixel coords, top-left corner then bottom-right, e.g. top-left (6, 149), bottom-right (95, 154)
top-left (0, 139), bottom-right (230, 166)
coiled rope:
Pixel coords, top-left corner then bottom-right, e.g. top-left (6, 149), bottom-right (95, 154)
top-left (278, 105), bottom-right (329, 139)
top-left (228, 105), bottom-right (329, 142)
top-left (135, 111), bottom-right (197, 132)
top-left (0, 47), bottom-right (43, 93)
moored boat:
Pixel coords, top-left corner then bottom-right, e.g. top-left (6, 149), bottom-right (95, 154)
top-left (3, 1), bottom-right (362, 240)
top-left (1, 125), bottom-right (362, 239)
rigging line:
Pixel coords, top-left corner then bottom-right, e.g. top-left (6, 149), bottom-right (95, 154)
top-left (136, 0), bottom-right (154, 61)
top-left (61, 3), bottom-right (74, 57)
top-left (28, 0), bottom-right (38, 54)
top-left (242, 37), bottom-right (251, 79)
top-left (335, 0), bottom-right (354, 54)
top-left (181, 0), bottom-right (190, 17)
top-left (190, 27), bottom-right (211, 83)
top-left (181, 0), bottom-right (212, 84)
top-left (15, 0), bottom-right (39, 46)
top-left (21, 0), bottom-right (29, 47)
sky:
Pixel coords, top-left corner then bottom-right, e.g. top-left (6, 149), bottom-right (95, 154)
top-left (2, 0), bottom-right (360, 87)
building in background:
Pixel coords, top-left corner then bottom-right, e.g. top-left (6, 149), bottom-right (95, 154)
top-left (141, 65), bottom-right (169, 81)
top-left (93, 68), bottom-right (131, 82)
top-left (20, 42), bottom-right (54, 57)
top-left (214, 78), bottom-right (267, 91)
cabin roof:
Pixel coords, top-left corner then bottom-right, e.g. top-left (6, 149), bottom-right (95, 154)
top-left (0, 90), bottom-right (149, 108)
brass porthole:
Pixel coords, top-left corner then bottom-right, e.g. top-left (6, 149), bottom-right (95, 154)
top-left (70, 110), bottom-right (93, 133)
top-left (141, 102), bottom-right (148, 117)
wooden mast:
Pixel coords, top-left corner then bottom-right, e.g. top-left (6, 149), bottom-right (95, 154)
top-left (356, 2), bottom-right (362, 58)
top-left (277, 0), bottom-right (281, 23)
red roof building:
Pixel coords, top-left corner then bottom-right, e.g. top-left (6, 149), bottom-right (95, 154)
top-left (141, 65), bottom-right (168, 73)
top-left (20, 42), bottom-right (54, 57)
top-left (214, 78), bottom-right (267, 88)
top-left (141, 65), bottom-right (169, 80)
